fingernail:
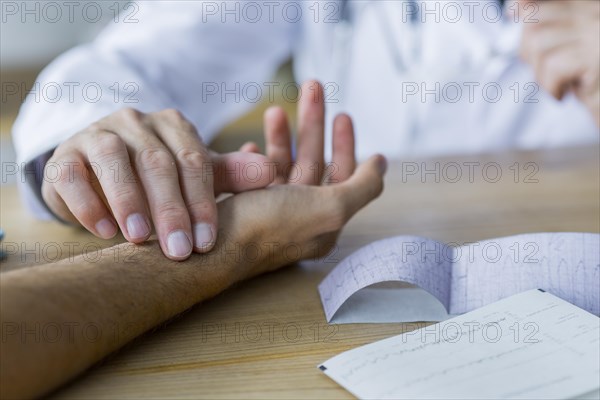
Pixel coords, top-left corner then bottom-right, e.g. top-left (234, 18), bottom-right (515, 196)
top-left (167, 230), bottom-right (192, 258)
top-left (194, 223), bottom-right (215, 251)
top-left (96, 218), bottom-right (117, 239)
top-left (377, 156), bottom-right (388, 175)
top-left (126, 213), bottom-right (150, 240)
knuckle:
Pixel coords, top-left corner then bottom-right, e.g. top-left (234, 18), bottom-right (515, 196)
top-left (175, 148), bottom-right (209, 170)
top-left (78, 115), bottom-right (111, 135)
top-left (109, 184), bottom-right (137, 206)
top-left (117, 107), bottom-right (143, 122)
top-left (54, 133), bottom-right (85, 155)
top-left (90, 133), bottom-right (125, 157)
top-left (137, 147), bottom-right (175, 174)
top-left (50, 160), bottom-right (85, 189)
top-left (158, 109), bottom-right (199, 135)
top-left (160, 108), bottom-right (185, 121)
top-left (71, 202), bottom-right (99, 224)
top-left (154, 199), bottom-right (187, 220)
top-left (85, 122), bottom-right (105, 135)
top-left (186, 198), bottom-right (216, 221)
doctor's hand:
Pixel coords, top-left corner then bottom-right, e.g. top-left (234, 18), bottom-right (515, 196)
top-left (41, 108), bottom-right (274, 261)
top-left (519, 0), bottom-right (600, 126)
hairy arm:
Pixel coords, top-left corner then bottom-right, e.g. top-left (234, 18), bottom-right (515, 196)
top-left (0, 153), bottom-right (386, 399)
top-left (1, 80), bottom-right (386, 399)
top-left (0, 195), bottom-right (259, 399)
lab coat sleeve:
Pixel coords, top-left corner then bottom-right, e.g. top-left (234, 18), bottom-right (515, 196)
top-left (12, 0), bottom-right (299, 219)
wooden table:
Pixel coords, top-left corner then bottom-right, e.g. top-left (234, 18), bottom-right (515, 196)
top-left (1, 145), bottom-right (599, 399)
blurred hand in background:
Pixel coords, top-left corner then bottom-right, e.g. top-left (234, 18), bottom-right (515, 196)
top-left (520, 0), bottom-right (600, 126)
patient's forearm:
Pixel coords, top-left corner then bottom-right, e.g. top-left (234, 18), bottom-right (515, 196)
top-left (0, 166), bottom-right (383, 398)
top-left (0, 227), bottom-right (255, 398)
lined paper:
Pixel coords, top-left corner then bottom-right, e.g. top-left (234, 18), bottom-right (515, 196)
top-left (319, 289), bottom-right (600, 399)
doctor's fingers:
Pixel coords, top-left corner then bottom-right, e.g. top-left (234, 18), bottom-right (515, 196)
top-left (41, 150), bottom-right (119, 240)
top-left (520, 23), bottom-right (577, 67)
top-left (80, 129), bottom-right (156, 245)
top-left (295, 80), bottom-right (325, 185)
top-left (521, 32), bottom-right (581, 98)
top-left (519, 0), bottom-right (593, 24)
top-left (148, 109), bottom-right (217, 253)
top-left (99, 109), bottom-right (203, 260)
top-left (536, 48), bottom-right (586, 100)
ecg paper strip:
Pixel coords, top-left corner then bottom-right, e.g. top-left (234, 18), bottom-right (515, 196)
top-left (319, 289), bottom-right (600, 400)
top-left (450, 233), bottom-right (600, 315)
top-left (318, 236), bottom-right (453, 322)
top-left (318, 233), bottom-right (600, 323)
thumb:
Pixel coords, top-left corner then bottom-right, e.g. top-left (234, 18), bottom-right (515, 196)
top-left (336, 154), bottom-right (387, 217)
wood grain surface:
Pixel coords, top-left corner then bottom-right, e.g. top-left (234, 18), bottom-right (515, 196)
top-left (1, 145), bottom-right (598, 399)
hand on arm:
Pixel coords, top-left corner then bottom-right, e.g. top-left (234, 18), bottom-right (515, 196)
top-left (41, 108), bottom-right (275, 261)
top-left (519, 0), bottom-right (600, 126)
top-left (1, 81), bottom-right (386, 399)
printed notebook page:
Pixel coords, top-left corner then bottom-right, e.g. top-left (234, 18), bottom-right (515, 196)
top-left (319, 289), bottom-right (600, 400)
top-left (450, 232), bottom-right (600, 315)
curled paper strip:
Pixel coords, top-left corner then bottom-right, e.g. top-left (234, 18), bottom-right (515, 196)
top-left (318, 232), bottom-right (600, 323)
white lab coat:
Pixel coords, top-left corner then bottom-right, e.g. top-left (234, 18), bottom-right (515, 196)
top-left (12, 1), bottom-right (599, 218)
